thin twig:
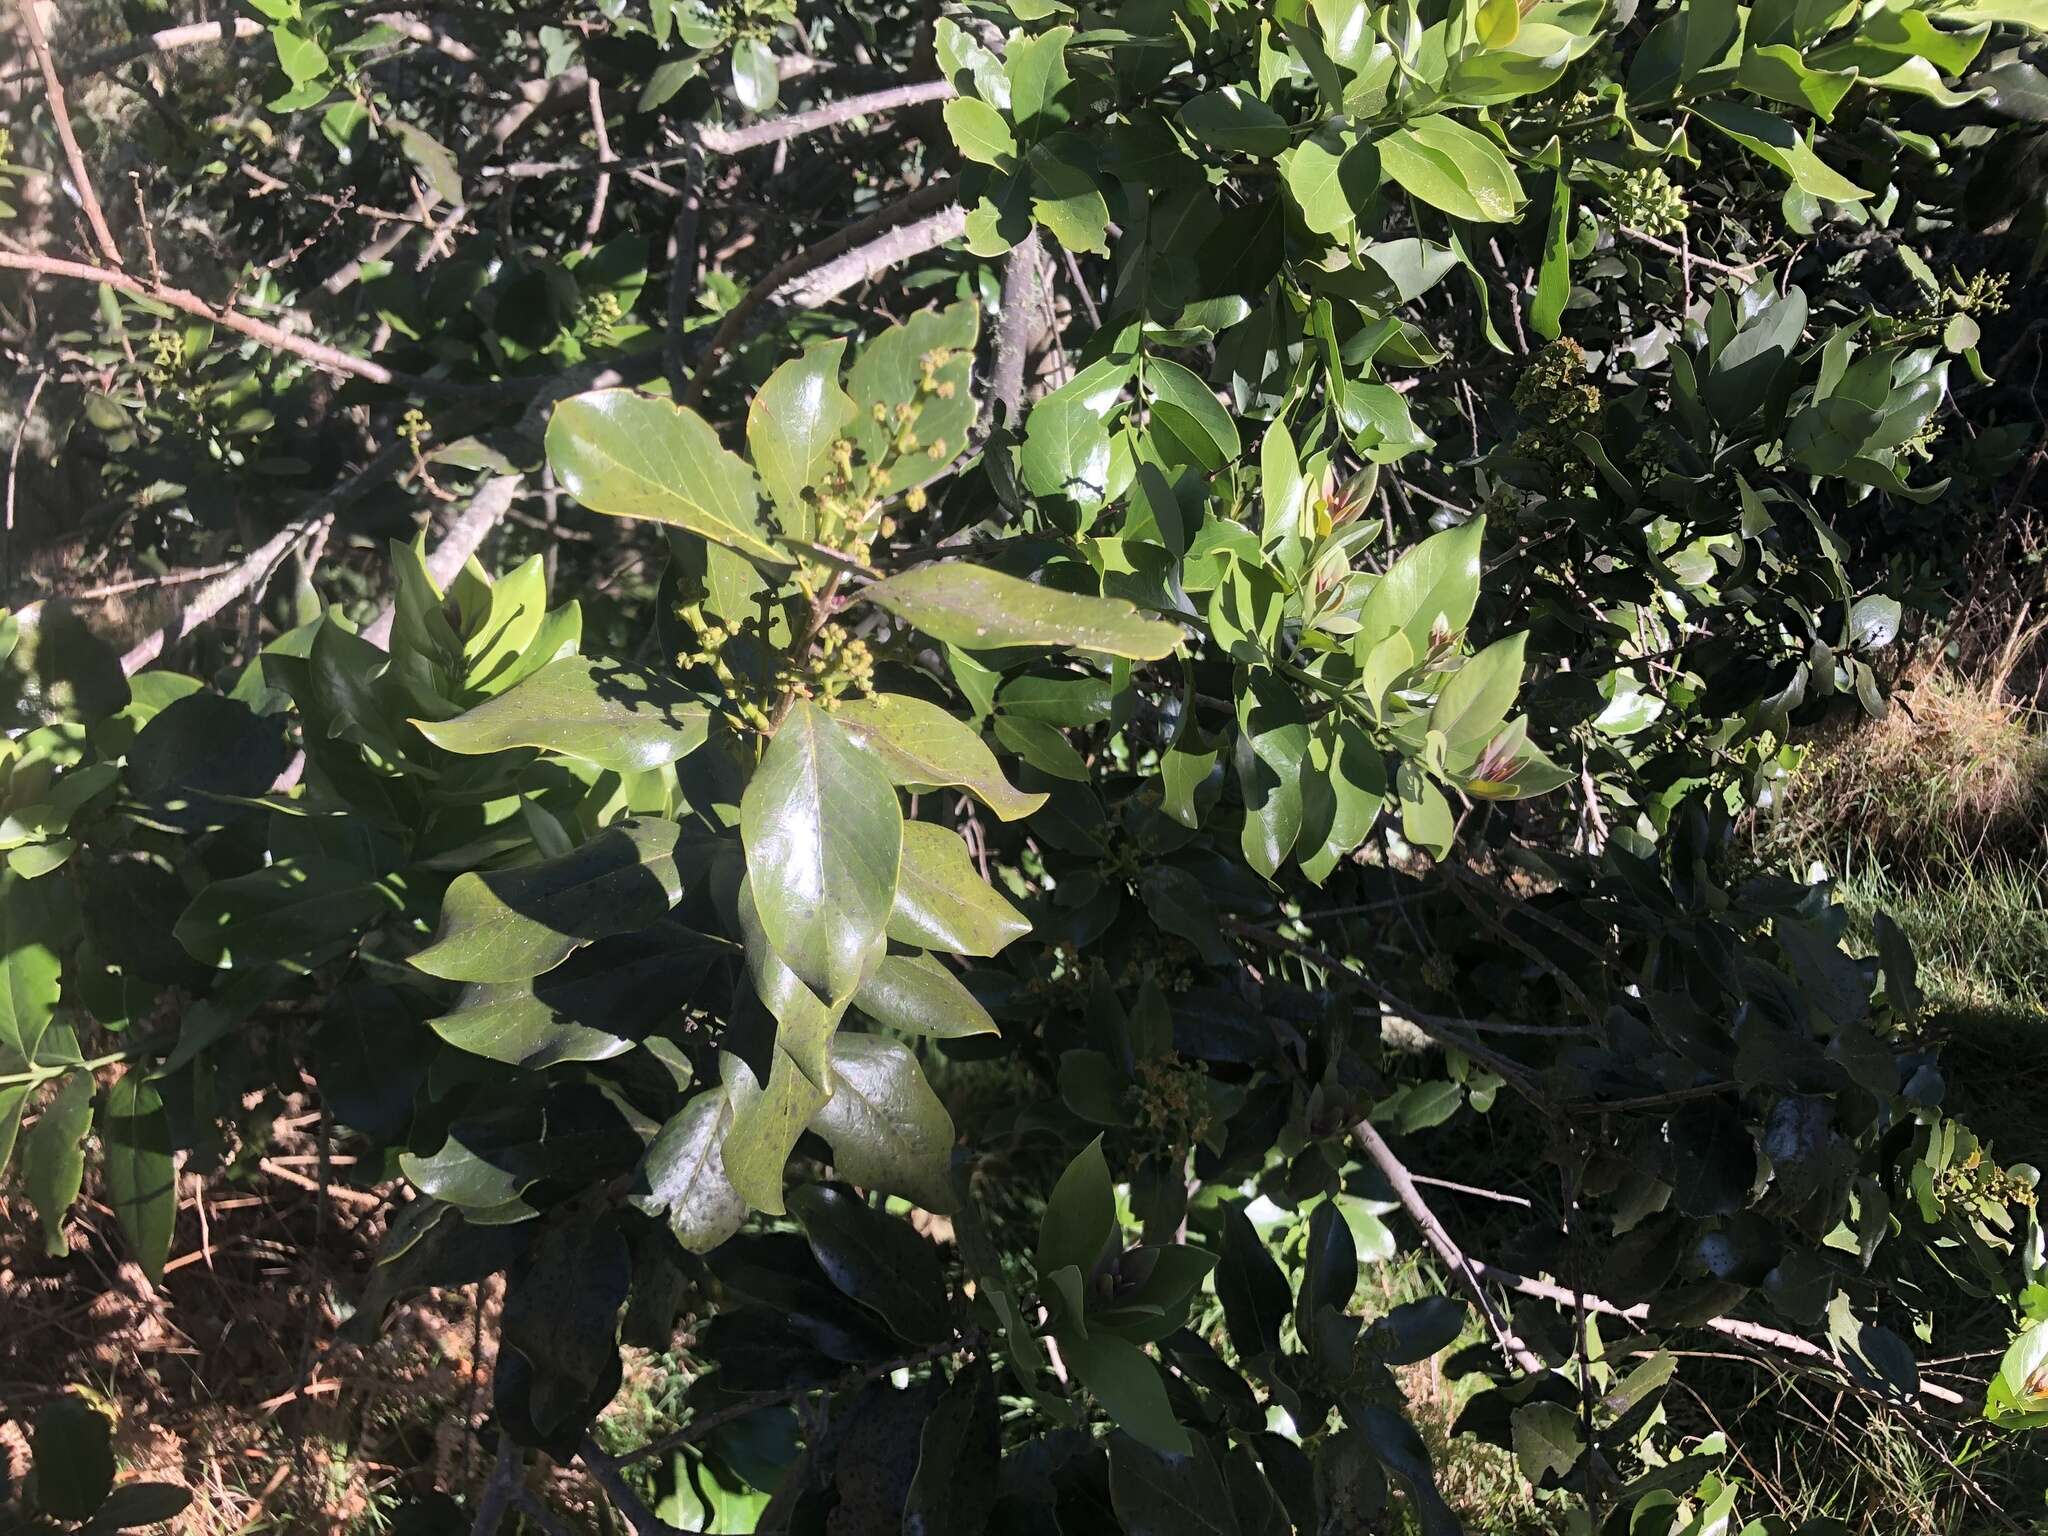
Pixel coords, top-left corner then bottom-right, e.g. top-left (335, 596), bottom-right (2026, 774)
top-left (663, 146), bottom-right (704, 398)
top-left (1464, 1258), bottom-right (1972, 1410)
top-left (583, 77), bottom-right (612, 247)
top-left (4, 369), bottom-right (47, 591)
top-left (579, 1440), bottom-right (683, 1536)
top-left (0, 249), bottom-right (479, 396)
top-left (683, 180), bottom-right (958, 404)
top-left (1619, 225), bottom-right (1758, 279)
top-left (13, 0), bottom-right (123, 266)
top-left (1351, 1119), bottom-right (1548, 1377)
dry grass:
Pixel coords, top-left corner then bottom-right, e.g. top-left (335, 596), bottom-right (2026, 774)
top-left (1762, 667), bottom-right (2048, 871)
top-left (0, 1097), bottom-right (506, 1534)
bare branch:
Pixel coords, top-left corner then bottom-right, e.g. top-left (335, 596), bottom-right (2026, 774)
top-left (13, 0), bottom-right (124, 266)
top-left (117, 436), bottom-right (417, 674)
top-left (778, 203), bottom-right (966, 310)
top-left (0, 249), bottom-right (484, 397)
top-left (664, 149), bottom-right (705, 399)
top-left (682, 180), bottom-right (959, 405)
top-left (584, 77), bottom-right (613, 246)
top-left (1617, 225), bottom-right (1759, 278)
top-left (16, 16), bottom-right (264, 86)
top-left (1466, 1258), bottom-right (1972, 1410)
top-left (1351, 1119), bottom-right (1550, 1378)
top-left (991, 230), bottom-right (1045, 428)
top-left (482, 80), bottom-right (958, 181)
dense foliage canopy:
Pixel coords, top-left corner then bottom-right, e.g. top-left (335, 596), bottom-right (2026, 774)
top-left (3, 0), bottom-right (2048, 1529)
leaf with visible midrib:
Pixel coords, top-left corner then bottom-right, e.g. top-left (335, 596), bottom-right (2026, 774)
top-left (834, 693), bottom-right (1046, 821)
top-left (413, 655), bottom-right (709, 775)
top-left (546, 389), bottom-right (783, 565)
top-left (22, 1070), bottom-right (94, 1257)
top-left (808, 1035), bottom-right (957, 1212)
top-left (740, 702), bottom-right (902, 1005)
top-left (866, 563), bottom-right (1182, 660)
top-left (889, 821), bottom-right (1033, 958)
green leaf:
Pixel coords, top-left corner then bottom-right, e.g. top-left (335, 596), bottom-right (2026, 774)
top-left (103, 1075), bottom-right (175, 1282)
top-left (23, 1070), bottom-right (94, 1257)
top-left (1354, 515), bottom-right (1486, 660)
top-left (1065, 1334), bottom-right (1190, 1454)
top-left (720, 1044), bottom-right (831, 1215)
top-left (431, 921), bottom-right (724, 1070)
top-left (945, 97), bottom-right (1018, 166)
top-left (748, 340), bottom-right (856, 529)
top-left (1236, 669), bottom-right (1310, 880)
top-left (1107, 1432), bottom-right (1240, 1535)
top-left (1180, 87), bottom-right (1291, 157)
top-left (1737, 43), bottom-right (1858, 120)
top-left (0, 1083), bottom-right (30, 1176)
top-left (81, 1482), bottom-right (193, 1532)
top-left (411, 818), bottom-right (687, 984)
top-left (867, 563), bottom-right (1181, 660)
top-left (789, 1181), bottom-right (952, 1343)
top-left (808, 1034), bottom-right (957, 1211)
top-left (1028, 143), bottom-right (1112, 255)
top-left (1216, 1205), bottom-right (1290, 1359)
top-left (1145, 357), bottom-right (1242, 472)
top-left (32, 1396), bottom-right (115, 1520)
top-left (1397, 760), bottom-right (1455, 856)
top-left (634, 1090), bottom-right (747, 1253)
top-left (1693, 100), bottom-right (1871, 202)
top-left (1511, 1400), bottom-right (1581, 1483)
top-left (1531, 169), bottom-right (1570, 342)
top-left (400, 1084), bottom-right (639, 1214)
top-left (174, 858), bottom-right (397, 970)
top-left (414, 655), bottom-right (709, 775)
top-left (1428, 632), bottom-right (1526, 748)
top-left (855, 952), bottom-right (999, 1038)
top-left (731, 36), bottom-right (778, 112)
top-left (741, 701), bottom-right (903, 1005)
top-left (1283, 125), bottom-right (1378, 235)
top-left (737, 874), bottom-right (846, 1089)
top-left (389, 122), bottom-right (461, 206)
top-left (834, 693), bottom-right (1046, 820)
top-left (1476, 0), bottom-right (1520, 47)
top-left (1378, 116), bottom-right (1524, 222)
top-left (1037, 1136), bottom-right (1116, 1276)
top-left (1006, 24), bottom-right (1074, 139)
top-left (1297, 718), bottom-right (1386, 884)
top-left (546, 390), bottom-right (782, 565)
top-left (889, 821), bottom-right (1034, 957)
top-left (271, 24), bottom-right (327, 83)
top-left (0, 891), bottom-right (62, 1068)
top-left (1021, 386), bottom-right (1116, 507)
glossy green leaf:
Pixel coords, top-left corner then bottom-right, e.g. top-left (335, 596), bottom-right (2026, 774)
top-left (413, 655), bottom-right (709, 774)
top-left (1428, 632), bottom-right (1526, 748)
top-left (740, 701), bottom-right (902, 1005)
top-left (103, 1074), bottom-right (176, 1282)
top-left (834, 693), bottom-right (1047, 820)
top-left (889, 821), bottom-right (1034, 957)
top-left (720, 1044), bottom-right (831, 1216)
top-left (866, 563), bottom-right (1181, 660)
top-left (808, 1034), bottom-right (957, 1211)
top-left (1217, 1206), bottom-right (1290, 1359)
top-left (546, 390), bottom-right (782, 565)
top-left (944, 96), bottom-right (1017, 166)
top-left (1145, 357), bottom-right (1242, 471)
top-left (1531, 169), bottom-right (1570, 342)
top-left (903, 1361), bottom-right (1001, 1536)
top-left (1284, 125), bottom-right (1378, 235)
top-left (855, 951), bottom-right (999, 1038)
top-left (1694, 100), bottom-right (1871, 202)
top-left (1378, 116), bottom-right (1524, 222)
top-left (411, 818), bottom-right (687, 983)
top-left (635, 1090), bottom-right (747, 1253)
top-left (1355, 516), bottom-right (1486, 660)
top-left (1236, 669), bottom-right (1310, 880)
top-left (748, 340), bottom-right (855, 527)
top-left (0, 899), bottom-right (61, 1069)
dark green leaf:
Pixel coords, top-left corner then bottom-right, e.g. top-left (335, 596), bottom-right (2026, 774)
top-left (789, 1182), bottom-right (952, 1343)
top-left (413, 655), bottom-right (708, 774)
top-left (103, 1075), bottom-right (175, 1282)
top-left (32, 1396), bottom-right (114, 1520)
top-left (867, 563), bottom-right (1181, 660)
